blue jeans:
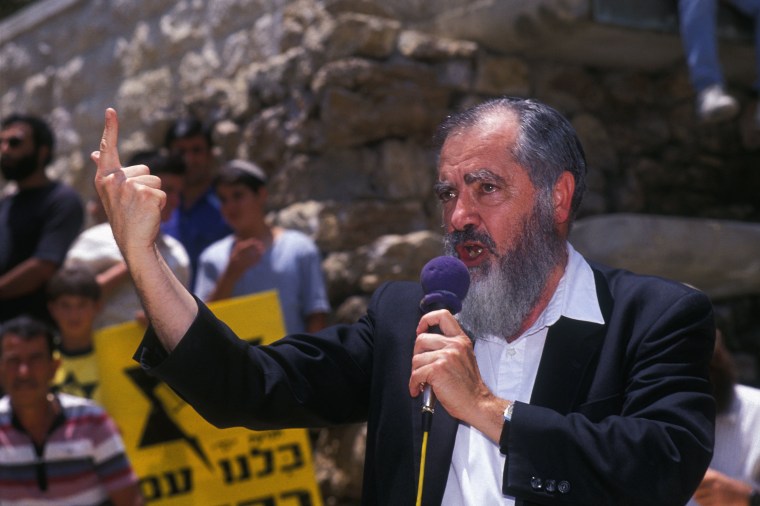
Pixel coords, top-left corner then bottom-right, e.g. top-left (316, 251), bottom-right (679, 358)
top-left (678, 0), bottom-right (760, 92)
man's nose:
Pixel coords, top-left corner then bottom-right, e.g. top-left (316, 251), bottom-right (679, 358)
top-left (449, 194), bottom-right (481, 231)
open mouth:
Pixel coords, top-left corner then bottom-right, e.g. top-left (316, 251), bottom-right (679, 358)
top-left (456, 243), bottom-right (487, 264)
top-left (444, 228), bottom-right (497, 269)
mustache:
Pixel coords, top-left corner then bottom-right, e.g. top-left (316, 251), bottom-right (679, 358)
top-left (12, 379), bottom-right (40, 389)
top-left (444, 227), bottom-right (498, 255)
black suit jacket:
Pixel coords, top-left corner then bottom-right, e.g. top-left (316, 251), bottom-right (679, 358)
top-left (135, 261), bottom-right (715, 505)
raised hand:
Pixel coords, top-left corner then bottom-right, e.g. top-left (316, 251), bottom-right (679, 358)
top-left (228, 238), bottom-right (267, 274)
top-left (91, 108), bottom-right (198, 350)
top-left (91, 108), bottom-right (164, 261)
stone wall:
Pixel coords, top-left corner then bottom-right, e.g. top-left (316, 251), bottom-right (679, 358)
top-left (3, 0), bottom-right (760, 375)
top-left (3, 0), bottom-right (759, 324)
top-left (2, 0), bottom-right (760, 502)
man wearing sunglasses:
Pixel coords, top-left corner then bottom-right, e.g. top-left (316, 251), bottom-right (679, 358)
top-left (0, 114), bottom-right (84, 324)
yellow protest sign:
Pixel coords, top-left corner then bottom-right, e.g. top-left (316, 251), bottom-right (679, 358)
top-left (95, 291), bottom-right (323, 506)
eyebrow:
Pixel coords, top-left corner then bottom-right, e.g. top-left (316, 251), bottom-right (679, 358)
top-left (435, 168), bottom-right (508, 194)
top-left (433, 180), bottom-right (452, 194)
top-left (463, 169), bottom-right (506, 186)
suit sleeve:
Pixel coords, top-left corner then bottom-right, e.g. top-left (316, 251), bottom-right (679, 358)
top-left (133, 294), bottom-right (376, 430)
top-left (500, 286), bottom-right (715, 505)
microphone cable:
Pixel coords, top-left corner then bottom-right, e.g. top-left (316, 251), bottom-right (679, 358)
top-left (416, 384), bottom-right (435, 506)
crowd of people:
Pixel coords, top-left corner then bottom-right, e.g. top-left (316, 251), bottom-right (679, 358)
top-left (1, 89), bottom-right (759, 505)
top-left (1, 112), bottom-right (331, 333)
top-left (0, 112), bottom-right (330, 504)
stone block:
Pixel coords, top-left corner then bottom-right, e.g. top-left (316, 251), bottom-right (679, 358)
top-left (314, 59), bottom-right (451, 147)
top-left (324, 12), bottom-right (400, 60)
top-left (314, 200), bottom-right (430, 252)
top-left (570, 213), bottom-right (760, 300)
top-left (397, 30), bottom-right (478, 61)
top-left (473, 54), bottom-right (529, 97)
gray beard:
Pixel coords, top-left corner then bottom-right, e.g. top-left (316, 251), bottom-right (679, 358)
top-left (444, 193), bottom-right (566, 341)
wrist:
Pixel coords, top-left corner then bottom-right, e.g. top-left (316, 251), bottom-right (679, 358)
top-left (503, 400), bottom-right (515, 423)
top-left (468, 395), bottom-right (510, 444)
top-left (499, 399), bottom-right (514, 452)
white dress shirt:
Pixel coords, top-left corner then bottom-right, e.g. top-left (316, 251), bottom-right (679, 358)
top-left (442, 243), bottom-right (604, 505)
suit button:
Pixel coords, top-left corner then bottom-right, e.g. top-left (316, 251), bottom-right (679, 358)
top-left (545, 479), bottom-right (557, 493)
top-left (558, 480), bottom-right (571, 494)
top-left (530, 477), bottom-right (543, 490)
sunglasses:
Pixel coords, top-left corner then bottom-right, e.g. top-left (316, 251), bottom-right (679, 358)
top-left (0, 136), bottom-right (24, 148)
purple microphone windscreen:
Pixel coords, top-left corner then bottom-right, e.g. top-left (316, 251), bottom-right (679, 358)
top-left (419, 256), bottom-right (470, 315)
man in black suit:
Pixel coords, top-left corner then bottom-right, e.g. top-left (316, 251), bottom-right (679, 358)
top-left (93, 98), bottom-right (715, 505)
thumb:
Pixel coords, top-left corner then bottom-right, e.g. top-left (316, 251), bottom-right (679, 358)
top-left (95, 108), bottom-right (122, 178)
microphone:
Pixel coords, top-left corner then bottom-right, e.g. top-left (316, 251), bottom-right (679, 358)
top-left (418, 255), bottom-right (470, 422)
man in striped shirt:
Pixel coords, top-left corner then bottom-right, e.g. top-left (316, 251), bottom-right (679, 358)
top-left (0, 315), bottom-right (142, 506)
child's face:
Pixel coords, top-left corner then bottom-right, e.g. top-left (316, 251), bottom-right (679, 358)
top-left (48, 295), bottom-right (100, 338)
top-left (216, 183), bottom-right (267, 233)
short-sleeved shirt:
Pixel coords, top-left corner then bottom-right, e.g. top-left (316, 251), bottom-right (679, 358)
top-left (194, 229), bottom-right (331, 334)
top-left (161, 188), bottom-right (231, 288)
top-left (65, 222), bottom-right (190, 329)
top-left (0, 393), bottom-right (138, 505)
top-left (0, 182), bottom-right (84, 322)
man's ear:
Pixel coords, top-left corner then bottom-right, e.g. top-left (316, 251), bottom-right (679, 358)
top-left (553, 171), bottom-right (575, 227)
top-left (36, 145), bottom-right (50, 169)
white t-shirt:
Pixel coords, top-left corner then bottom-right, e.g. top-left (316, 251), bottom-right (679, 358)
top-left (65, 223), bottom-right (190, 329)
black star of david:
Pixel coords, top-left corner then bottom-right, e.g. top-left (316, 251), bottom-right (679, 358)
top-left (56, 371), bottom-right (98, 399)
top-left (124, 366), bottom-right (212, 469)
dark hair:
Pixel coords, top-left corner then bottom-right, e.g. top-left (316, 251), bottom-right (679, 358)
top-left (46, 265), bottom-right (101, 302)
top-left (434, 97), bottom-right (587, 221)
top-left (214, 159), bottom-right (268, 193)
top-left (128, 150), bottom-right (186, 177)
top-left (1, 113), bottom-right (55, 166)
top-left (0, 315), bottom-right (58, 358)
top-left (164, 117), bottom-right (213, 149)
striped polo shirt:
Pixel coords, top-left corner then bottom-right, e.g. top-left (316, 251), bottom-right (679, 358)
top-left (0, 393), bottom-right (138, 505)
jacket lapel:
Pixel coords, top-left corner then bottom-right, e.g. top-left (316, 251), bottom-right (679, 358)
top-left (530, 267), bottom-right (612, 412)
top-left (529, 317), bottom-right (605, 412)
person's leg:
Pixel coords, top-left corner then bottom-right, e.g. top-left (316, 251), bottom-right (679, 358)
top-left (679, 0), bottom-right (724, 91)
top-left (679, 0), bottom-right (740, 122)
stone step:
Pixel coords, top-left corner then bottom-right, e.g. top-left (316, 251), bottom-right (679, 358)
top-left (569, 213), bottom-right (760, 300)
top-left (593, 0), bottom-right (753, 42)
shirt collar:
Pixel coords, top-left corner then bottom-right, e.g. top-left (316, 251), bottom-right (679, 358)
top-left (8, 394), bottom-right (67, 441)
top-left (523, 242), bottom-right (605, 337)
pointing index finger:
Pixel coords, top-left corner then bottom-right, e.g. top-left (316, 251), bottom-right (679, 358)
top-left (97, 108), bottom-right (122, 176)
